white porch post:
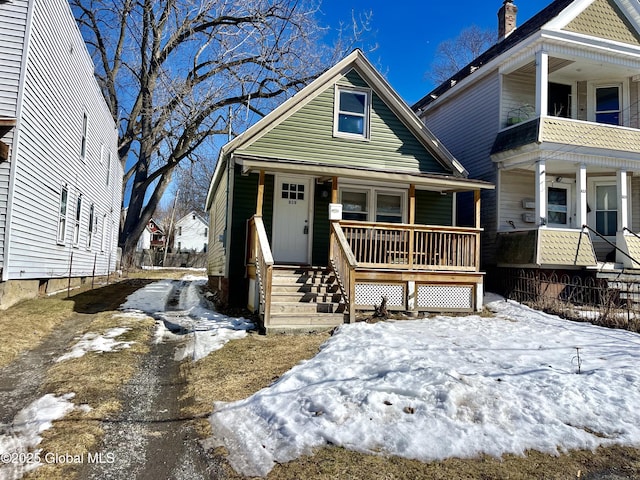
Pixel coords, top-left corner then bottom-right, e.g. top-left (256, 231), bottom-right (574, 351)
top-left (535, 50), bottom-right (549, 117)
top-left (535, 160), bottom-right (547, 226)
top-left (617, 170), bottom-right (629, 231)
top-left (576, 164), bottom-right (587, 228)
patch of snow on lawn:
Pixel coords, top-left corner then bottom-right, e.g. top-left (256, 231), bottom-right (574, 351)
top-left (209, 295), bottom-right (640, 477)
top-left (0, 394), bottom-right (78, 479)
top-left (56, 327), bottom-right (133, 362)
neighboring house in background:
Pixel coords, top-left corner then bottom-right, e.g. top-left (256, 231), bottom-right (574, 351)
top-left (136, 219), bottom-right (166, 252)
top-left (173, 211), bottom-right (208, 252)
top-left (0, 0), bottom-right (122, 308)
top-left (414, 0), bottom-right (640, 277)
top-left (205, 50), bottom-right (493, 332)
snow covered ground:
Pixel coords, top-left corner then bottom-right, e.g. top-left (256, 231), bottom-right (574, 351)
top-left (208, 293), bottom-right (640, 477)
top-left (121, 276), bottom-right (254, 360)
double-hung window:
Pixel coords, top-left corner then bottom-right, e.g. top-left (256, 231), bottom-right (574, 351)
top-left (73, 194), bottom-right (82, 246)
top-left (57, 186), bottom-right (68, 244)
top-left (334, 87), bottom-right (370, 139)
top-left (87, 203), bottom-right (95, 249)
top-left (595, 85), bottom-right (621, 126)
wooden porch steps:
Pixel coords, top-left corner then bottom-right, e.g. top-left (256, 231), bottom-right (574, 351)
top-left (267, 266), bottom-right (347, 330)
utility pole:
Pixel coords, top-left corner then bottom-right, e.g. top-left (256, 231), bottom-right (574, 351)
top-left (163, 190), bottom-right (179, 267)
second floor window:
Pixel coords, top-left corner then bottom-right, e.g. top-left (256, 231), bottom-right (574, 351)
top-left (595, 86), bottom-right (621, 126)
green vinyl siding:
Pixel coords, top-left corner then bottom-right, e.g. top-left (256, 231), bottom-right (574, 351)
top-left (228, 166), bottom-right (274, 307)
top-left (312, 183), bottom-right (331, 265)
top-left (238, 70), bottom-right (449, 175)
top-left (415, 190), bottom-right (453, 226)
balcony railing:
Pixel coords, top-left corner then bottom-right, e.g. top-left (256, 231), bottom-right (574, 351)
top-left (339, 221), bottom-right (481, 272)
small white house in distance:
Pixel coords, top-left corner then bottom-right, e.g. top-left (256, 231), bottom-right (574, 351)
top-left (136, 219), bottom-right (166, 252)
top-left (174, 212), bottom-right (208, 252)
top-left (0, 0), bottom-right (123, 308)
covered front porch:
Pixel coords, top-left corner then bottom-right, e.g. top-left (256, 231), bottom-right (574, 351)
top-left (244, 159), bottom-right (492, 330)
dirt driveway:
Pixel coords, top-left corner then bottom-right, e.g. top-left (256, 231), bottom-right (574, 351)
top-left (0, 276), bottom-right (228, 480)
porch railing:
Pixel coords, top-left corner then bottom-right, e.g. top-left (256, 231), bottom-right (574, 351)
top-left (339, 221), bottom-right (481, 272)
top-left (330, 222), bottom-right (357, 323)
top-left (249, 215), bottom-right (274, 323)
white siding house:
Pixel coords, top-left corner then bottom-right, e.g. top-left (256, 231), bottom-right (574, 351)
top-left (414, 0), bottom-right (640, 273)
top-left (0, 0), bottom-right (123, 308)
top-left (174, 212), bottom-right (208, 252)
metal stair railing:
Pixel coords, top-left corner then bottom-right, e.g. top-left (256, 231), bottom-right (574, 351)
top-left (582, 224), bottom-right (640, 267)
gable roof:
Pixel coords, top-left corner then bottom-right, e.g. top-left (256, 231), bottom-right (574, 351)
top-left (413, 0), bottom-right (640, 112)
top-left (175, 211), bottom-right (208, 226)
top-left (206, 50), bottom-right (479, 209)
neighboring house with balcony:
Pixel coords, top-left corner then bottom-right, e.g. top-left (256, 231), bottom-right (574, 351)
top-left (205, 49), bottom-right (493, 332)
top-left (0, 0), bottom-right (122, 308)
top-left (414, 0), bottom-right (640, 276)
top-left (136, 219), bottom-right (166, 252)
top-left (173, 211), bottom-right (208, 252)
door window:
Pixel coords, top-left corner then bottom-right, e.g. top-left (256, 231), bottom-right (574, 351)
top-left (595, 184), bottom-right (617, 236)
top-left (547, 187), bottom-right (568, 225)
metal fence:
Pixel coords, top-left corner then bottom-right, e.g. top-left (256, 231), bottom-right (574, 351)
top-left (501, 269), bottom-right (640, 333)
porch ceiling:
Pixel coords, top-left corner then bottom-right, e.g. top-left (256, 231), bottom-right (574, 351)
top-left (234, 154), bottom-right (494, 192)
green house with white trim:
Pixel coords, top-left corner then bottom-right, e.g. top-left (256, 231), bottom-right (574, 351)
top-left (205, 50), bottom-right (493, 332)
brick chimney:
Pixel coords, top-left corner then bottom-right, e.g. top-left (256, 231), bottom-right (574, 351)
top-left (498, 0), bottom-right (518, 41)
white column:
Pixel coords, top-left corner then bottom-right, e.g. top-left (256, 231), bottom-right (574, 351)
top-left (576, 164), bottom-right (587, 228)
top-left (536, 160), bottom-right (547, 226)
top-left (535, 50), bottom-right (549, 118)
top-left (617, 170), bottom-right (629, 231)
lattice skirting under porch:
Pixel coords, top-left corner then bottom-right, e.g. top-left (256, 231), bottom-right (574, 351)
top-left (416, 284), bottom-right (474, 311)
top-left (354, 281), bottom-right (476, 312)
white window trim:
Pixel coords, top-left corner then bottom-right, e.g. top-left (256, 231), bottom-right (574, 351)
top-left (57, 185), bottom-right (69, 245)
top-left (101, 214), bottom-right (108, 253)
top-left (333, 85), bottom-right (372, 141)
top-left (587, 81), bottom-right (629, 126)
top-left (588, 177), bottom-right (627, 238)
top-left (80, 112), bottom-right (88, 161)
top-left (339, 185), bottom-right (407, 223)
top-left (87, 203), bottom-right (96, 250)
top-left (73, 194), bottom-right (83, 247)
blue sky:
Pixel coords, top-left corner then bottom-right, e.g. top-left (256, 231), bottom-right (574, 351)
top-left (320, 0), bottom-right (552, 105)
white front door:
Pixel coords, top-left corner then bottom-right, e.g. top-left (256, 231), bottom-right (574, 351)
top-left (272, 176), bottom-right (312, 264)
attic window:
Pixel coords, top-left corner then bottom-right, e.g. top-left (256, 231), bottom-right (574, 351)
top-left (334, 86), bottom-right (370, 140)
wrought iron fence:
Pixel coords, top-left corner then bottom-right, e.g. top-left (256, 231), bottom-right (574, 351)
top-left (501, 269), bottom-right (640, 333)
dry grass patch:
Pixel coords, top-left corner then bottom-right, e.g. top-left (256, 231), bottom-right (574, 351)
top-left (182, 331), bottom-right (330, 438)
top-left (0, 298), bottom-right (74, 369)
top-left (24, 311), bottom-right (155, 480)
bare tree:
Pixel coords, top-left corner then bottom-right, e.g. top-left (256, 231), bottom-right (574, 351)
top-left (426, 25), bottom-right (496, 85)
top-left (71, 0), bottom-right (369, 258)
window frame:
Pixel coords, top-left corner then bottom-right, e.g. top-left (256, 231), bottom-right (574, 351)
top-left (594, 182), bottom-right (618, 237)
top-left (339, 186), bottom-right (406, 224)
top-left (57, 185), bottom-right (69, 245)
top-left (333, 86), bottom-right (372, 141)
top-left (73, 194), bottom-right (83, 246)
top-left (546, 183), bottom-right (571, 227)
top-left (87, 203), bottom-right (96, 250)
top-left (80, 112), bottom-right (88, 160)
